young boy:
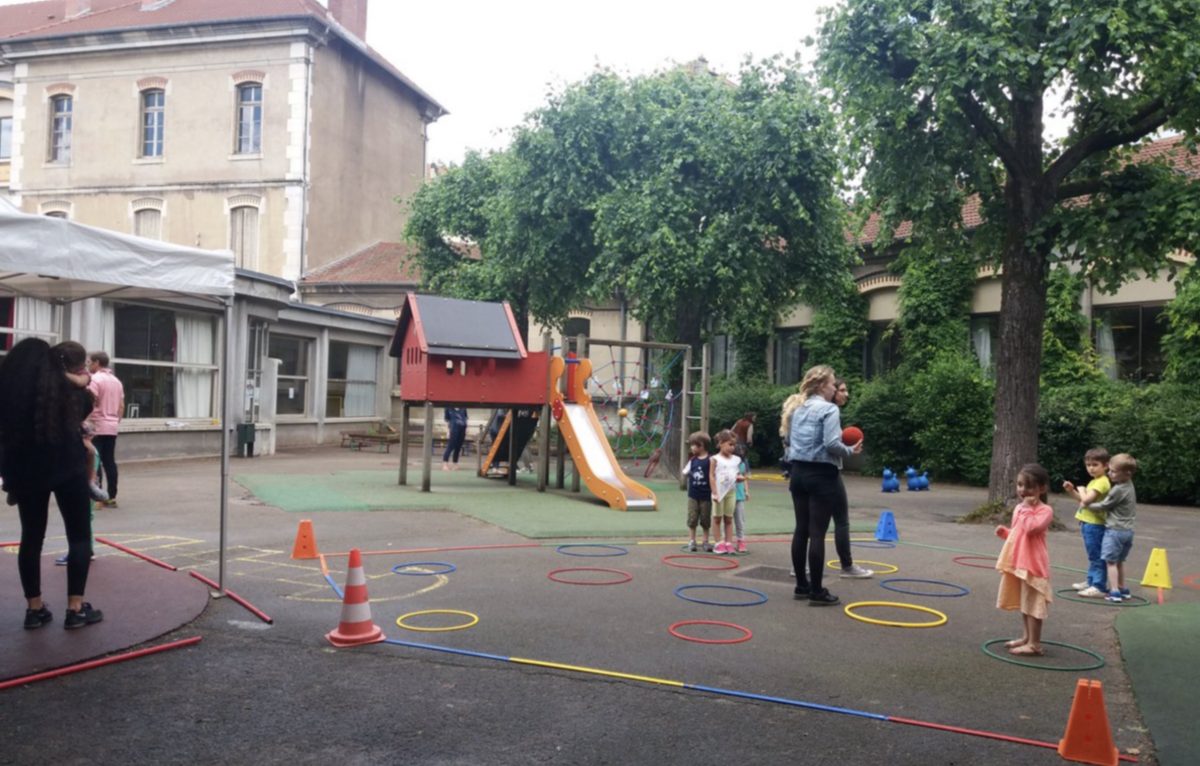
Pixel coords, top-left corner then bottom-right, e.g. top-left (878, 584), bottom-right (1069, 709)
top-left (1061, 448), bottom-right (1111, 598)
top-left (681, 431), bottom-right (714, 553)
top-left (1081, 453), bottom-right (1138, 602)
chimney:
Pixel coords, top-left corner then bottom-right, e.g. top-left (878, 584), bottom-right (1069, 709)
top-left (328, 0), bottom-right (368, 41)
top-left (65, 0), bottom-right (91, 18)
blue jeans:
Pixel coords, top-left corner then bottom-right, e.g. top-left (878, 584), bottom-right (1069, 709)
top-left (1080, 522), bottom-right (1107, 590)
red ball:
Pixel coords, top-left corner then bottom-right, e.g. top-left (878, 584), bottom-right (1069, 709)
top-left (842, 426), bottom-right (863, 446)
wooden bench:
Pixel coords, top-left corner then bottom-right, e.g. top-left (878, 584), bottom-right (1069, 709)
top-left (340, 421), bottom-right (402, 453)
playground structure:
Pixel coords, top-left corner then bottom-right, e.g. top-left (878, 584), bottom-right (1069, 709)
top-left (387, 294), bottom-right (710, 510)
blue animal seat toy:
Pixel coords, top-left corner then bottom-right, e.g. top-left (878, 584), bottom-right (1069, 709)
top-left (881, 468), bottom-right (900, 493)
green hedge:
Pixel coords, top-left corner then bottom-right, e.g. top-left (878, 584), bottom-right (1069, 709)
top-left (707, 376), bottom-right (794, 469)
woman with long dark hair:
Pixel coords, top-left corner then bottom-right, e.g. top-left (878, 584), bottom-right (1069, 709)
top-left (1, 338), bottom-right (103, 629)
top-left (784, 365), bottom-right (862, 606)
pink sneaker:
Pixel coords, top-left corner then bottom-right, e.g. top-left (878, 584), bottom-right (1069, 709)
top-left (736, 540), bottom-right (747, 554)
top-left (713, 541), bottom-right (729, 554)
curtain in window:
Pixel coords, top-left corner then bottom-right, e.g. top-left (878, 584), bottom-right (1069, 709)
top-left (344, 344), bottom-right (377, 417)
top-left (13, 297), bottom-right (54, 342)
top-left (971, 323), bottom-right (992, 370)
top-left (230, 206), bottom-right (259, 269)
top-left (174, 314), bottom-right (214, 418)
top-left (1096, 315), bottom-right (1117, 379)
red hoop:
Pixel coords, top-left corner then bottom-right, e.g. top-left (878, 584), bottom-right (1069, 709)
top-left (1181, 573), bottom-right (1200, 591)
top-left (952, 555), bottom-right (997, 570)
top-left (668, 620), bottom-right (753, 644)
top-left (661, 554), bottom-right (739, 571)
top-left (547, 567), bottom-right (633, 586)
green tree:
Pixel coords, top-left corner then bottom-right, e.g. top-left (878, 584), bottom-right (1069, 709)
top-left (1161, 264), bottom-right (1200, 382)
top-left (819, 0), bottom-right (1200, 502)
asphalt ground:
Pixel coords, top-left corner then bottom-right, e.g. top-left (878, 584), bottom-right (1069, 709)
top-left (1, 446), bottom-right (1196, 765)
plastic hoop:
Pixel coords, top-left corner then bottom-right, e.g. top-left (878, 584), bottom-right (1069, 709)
top-left (981, 638), bottom-right (1105, 671)
top-left (827, 559), bottom-right (899, 574)
top-left (396, 609), bottom-right (479, 632)
top-left (952, 555), bottom-right (997, 570)
top-left (879, 578), bottom-right (970, 598)
top-left (843, 601), bottom-right (947, 628)
top-left (661, 554), bottom-right (740, 571)
top-left (555, 544), bottom-right (629, 557)
top-left (674, 584), bottom-right (768, 607)
top-left (1182, 573), bottom-right (1200, 592)
top-left (547, 567), bottom-right (633, 586)
top-left (668, 620), bottom-right (753, 645)
top-left (1053, 588), bottom-right (1152, 607)
top-left (391, 561), bottom-right (457, 576)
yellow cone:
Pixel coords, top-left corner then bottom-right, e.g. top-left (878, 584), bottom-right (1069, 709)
top-left (1139, 547), bottom-right (1172, 589)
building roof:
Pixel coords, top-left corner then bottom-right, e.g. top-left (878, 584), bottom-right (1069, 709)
top-left (0, 0), bottom-right (446, 118)
top-left (855, 134), bottom-right (1198, 247)
top-left (390, 293), bottom-right (527, 361)
top-left (300, 241), bottom-right (421, 285)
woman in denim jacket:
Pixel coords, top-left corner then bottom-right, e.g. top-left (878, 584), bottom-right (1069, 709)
top-left (785, 365), bottom-right (862, 605)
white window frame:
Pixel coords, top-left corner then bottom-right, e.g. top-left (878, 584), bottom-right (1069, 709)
top-left (111, 302), bottom-right (219, 420)
top-left (269, 332), bottom-right (312, 418)
top-left (140, 88), bottom-right (165, 158)
top-left (48, 94), bottom-right (72, 164)
top-left (234, 82), bottom-right (262, 155)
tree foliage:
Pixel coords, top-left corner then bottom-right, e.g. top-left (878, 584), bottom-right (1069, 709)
top-left (404, 60), bottom-right (851, 350)
top-left (1161, 263), bottom-right (1200, 382)
top-left (819, 0), bottom-right (1200, 501)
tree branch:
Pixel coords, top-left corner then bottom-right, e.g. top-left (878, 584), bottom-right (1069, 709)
top-left (1056, 177), bottom-right (1105, 201)
top-left (1045, 97), bottom-right (1170, 190)
top-left (955, 91), bottom-right (1020, 172)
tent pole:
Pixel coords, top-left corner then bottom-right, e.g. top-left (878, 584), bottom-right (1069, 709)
top-left (218, 296), bottom-right (234, 594)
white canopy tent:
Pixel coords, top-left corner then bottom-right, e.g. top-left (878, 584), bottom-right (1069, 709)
top-left (0, 198), bottom-right (239, 590)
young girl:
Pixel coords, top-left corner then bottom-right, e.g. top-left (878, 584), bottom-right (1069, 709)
top-left (995, 464), bottom-right (1054, 656)
top-left (709, 430), bottom-right (742, 554)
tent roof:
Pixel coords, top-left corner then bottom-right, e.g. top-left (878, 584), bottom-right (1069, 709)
top-left (0, 199), bottom-right (235, 302)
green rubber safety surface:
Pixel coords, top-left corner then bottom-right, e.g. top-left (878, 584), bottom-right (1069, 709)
top-left (1115, 600), bottom-right (1200, 766)
top-left (235, 469), bottom-right (872, 539)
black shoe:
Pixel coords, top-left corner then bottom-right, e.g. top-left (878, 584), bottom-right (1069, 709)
top-left (64, 603), bottom-right (103, 630)
top-left (24, 605), bottom-right (52, 629)
top-left (793, 583), bottom-right (811, 599)
top-left (808, 589), bottom-right (840, 606)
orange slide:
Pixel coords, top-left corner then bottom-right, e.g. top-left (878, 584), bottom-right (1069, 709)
top-left (549, 356), bottom-right (657, 511)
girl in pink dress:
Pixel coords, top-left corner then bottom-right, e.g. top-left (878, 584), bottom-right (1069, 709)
top-left (995, 464), bottom-right (1054, 656)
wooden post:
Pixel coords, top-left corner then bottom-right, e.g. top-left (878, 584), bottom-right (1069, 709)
top-left (421, 401), bottom-right (433, 492)
top-left (680, 346), bottom-right (692, 490)
top-left (507, 407), bottom-right (518, 486)
top-left (476, 422), bottom-right (484, 476)
top-left (537, 331), bottom-right (553, 492)
top-left (398, 401), bottom-right (410, 486)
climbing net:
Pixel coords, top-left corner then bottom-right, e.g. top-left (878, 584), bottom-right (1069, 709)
top-left (586, 345), bottom-right (685, 462)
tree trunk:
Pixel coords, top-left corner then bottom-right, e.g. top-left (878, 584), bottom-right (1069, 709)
top-left (987, 193), bottom-right (1049, 504)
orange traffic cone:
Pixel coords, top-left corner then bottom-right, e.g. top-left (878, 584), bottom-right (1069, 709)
top-left (1058, 679), bottom-right (1118, 766)
top-left (325, 548), bottom-right (385, 647)
top-left (292, 519), bottom-right (319, 560)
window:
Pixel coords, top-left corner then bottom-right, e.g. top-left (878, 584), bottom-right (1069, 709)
top-left (244, 318), bottom-right (268, 421)
top-left (563, 317), bottom-right (590, 354)
top-left (327, 341), bottom-right (378, 417)
top-left (0, 297), bottom-right (13, 352)
top-left (269, 334), bottom-right (310, 416)
top-left (134, 208), bottom-right (162, 240)
top-left (140, 89), bottom-right (164, 157)
top-left (229, 205), bottom-right (259, 268)
top-left (235, 83), bottom-right (262, 154)
top-left (864, 321), bottom-right (901, 379)
top-left (1094, 305), bottom-right (1165, 383)
top-left (711, 334), bottom-right (737, 378)
top-left (113, 304), bottom-right (218, 418)
top-left (970, 314), bottom-right (997, 373)
top-left (773, 329), bottom-right (808, 386)
top-left (45, 211), bottom-right (68, 219)
top-left (0, 116), bottom-right (11, 160)
top-left (49, 95), bottom-right (72, 163)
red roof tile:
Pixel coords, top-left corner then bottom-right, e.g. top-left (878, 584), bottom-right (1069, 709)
top-left (301, 241), bottom-right (421, 284)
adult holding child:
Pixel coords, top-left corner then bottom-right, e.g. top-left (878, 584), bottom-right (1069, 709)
top-left (1, 338), bottom-right (104, 630)
top-left (785, 365), bottom-right (862, 605)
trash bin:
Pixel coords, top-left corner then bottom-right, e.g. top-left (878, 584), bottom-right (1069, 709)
top-left (236, 423), bottom-right (256, 458)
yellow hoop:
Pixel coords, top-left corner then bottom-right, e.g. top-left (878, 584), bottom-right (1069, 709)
top-left (826, 559), bottom-right (899, 574)
top-left (395, 609), bottom-right (480, 632)
top-left (843, 601), bottom-right (947, 628)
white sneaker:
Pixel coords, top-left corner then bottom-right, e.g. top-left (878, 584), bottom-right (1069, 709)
top-left (840, 564), bottom-right (875, 579)
top-left (1072, 581), bottom-right (1089, 591)
top-left (1077, 586), bottom-right (1105, 598)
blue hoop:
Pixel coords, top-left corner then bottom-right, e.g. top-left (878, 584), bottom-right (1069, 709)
top-left (879, 578), bottom-right (970, 598)
top-left (555, 544), bottom-right (629, 557)
top-left (674, 584), bottom-right (768, 607)
top-left (392, 561), bottom-right (457, 576)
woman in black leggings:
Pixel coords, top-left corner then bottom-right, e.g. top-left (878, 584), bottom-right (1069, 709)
top-left (1, 338), bottom-right (103, 630)
top-left (784, 365), bottom-right (862, 605)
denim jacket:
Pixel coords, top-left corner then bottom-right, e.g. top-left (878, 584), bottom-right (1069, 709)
top-left (786, 395), bottom-right (853, 468)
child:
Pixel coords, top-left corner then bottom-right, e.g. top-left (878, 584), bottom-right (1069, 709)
top-left (681, 431), bottom-right (713, 552)
top-left (1061, 448), bottom-right (1111, 598)
top-left (53, 342), bottom-right (107, 502)
top-left (995, 464), bottom-right (1054, 656)
top-left (1083, 453), bottom-right (1138, 602)
top-left (733, 444), bottom-right (750, 553)
top-left (709, 430), bottom-right (742, 554)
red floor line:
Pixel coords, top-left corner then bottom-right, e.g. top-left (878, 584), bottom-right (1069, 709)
top-left (95, 536), bottom-right (178, 571)
top-left (188, 571), bottom-right (274, 624)
top-left (888, 715), bottom-right (1138, 762)
top-left (0, 636), bottom-right (202, 692)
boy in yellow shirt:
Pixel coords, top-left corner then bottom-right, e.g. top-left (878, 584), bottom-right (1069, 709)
top-left (1061, 447), bottom-right (1111, 598)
